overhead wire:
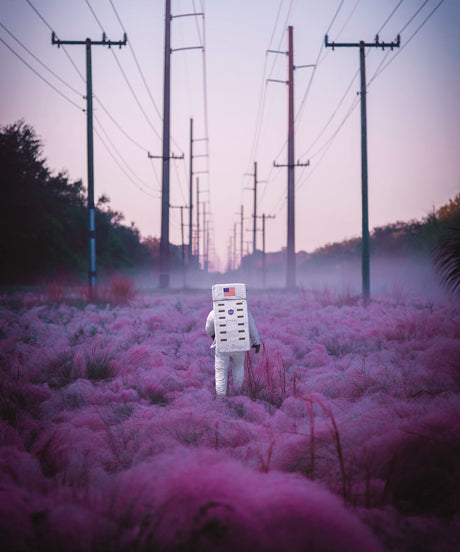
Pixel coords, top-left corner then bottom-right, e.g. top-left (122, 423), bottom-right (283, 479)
top-left (108, 0), bottom-right (162, 122)
top-left (85, 0), bottom-right (182, 201)
top-left (295, 0), bottom-right (345, 125)
top-left (295, 0), bottom-right (446, 194)
top-left (0, 20), bottom-right (83, 97)
top-left (265, 0), bottom-right (355, 215)
top-left (368, 0), bottom-right (446, 86)
top-left (0, 35), bottom-right (83, 111)
top-left (93, 125), bottom-right (159, 199)
top-left (84, 0), bottom-right (163, 143)
top-left (94, 114), bottom-right (159, 194)
top-left (22, 0), bottom-right (163, 202)
top-left (24, 0), bottom-right (157, 166)
top-left (246, 1), bottom-right (293, 216)
top-left (294, 0), bottom-right (399, 189)
top-left (192, 0), bottom-right (210, 162)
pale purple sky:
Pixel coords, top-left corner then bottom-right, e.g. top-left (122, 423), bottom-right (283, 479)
top-left (1, 0), bottom-right (459, 271)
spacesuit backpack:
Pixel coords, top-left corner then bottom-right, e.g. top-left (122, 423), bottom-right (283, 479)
top-left (212, 283), bottom-right (250, 354)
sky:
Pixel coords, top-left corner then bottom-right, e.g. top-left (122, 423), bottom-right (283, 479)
top-left (1, 0), bottom-right (459, 272)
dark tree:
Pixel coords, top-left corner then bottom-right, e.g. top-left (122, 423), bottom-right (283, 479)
top-left (0, 121), bottom-right (154, 285)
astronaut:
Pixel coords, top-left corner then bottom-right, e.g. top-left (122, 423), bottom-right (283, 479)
top-left (205, 283), bottom-right (260, 397)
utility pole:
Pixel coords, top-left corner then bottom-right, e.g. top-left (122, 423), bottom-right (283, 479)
top-left (52, 32), bottom-right (127, 301)
top-left (202, 201), bottom-right (207, 271)
top-left (155, 2), bottom-right (203, 287)
top-left (325, 34), bottom-right (400, 305)
top-left (255, 213), bottom-right (276, 288)
top-left (189, 118), bottom-right (193, 265)
top-left (196, 177), bottom-right (200, 269)
top-left (269, 26), bottom-right (311, 290)
top-left (233, 222), bottom-right (237, 271)
top-left (245, 161), bottom-right (267, 255)
top-left (252, 162), bottom-right (257, 253)
top-left (180, 206), bottom-right (186, 287)
top-left (240, 205), bottom-right (244, 266)
top-left (170, 204), bottom-right (189, 287)
top-left (159, 0), bottom-right (172, 288)
top-left (186, 118), bottom-right (208, 268)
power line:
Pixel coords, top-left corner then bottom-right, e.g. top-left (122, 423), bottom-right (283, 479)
top-left (400, 0), bottom-right (431, 34)
top-left (25, 0), bottom-right (52, 31)
top-left (0, 20), bottom-right (83, 97)
top-left (84, 0), bottom-right (163, 143)
top-left (376, 0), bottom-right (405, 34)
top-left (295, 0), bottom-right (345, 124)
top-left (84, 0), bottom-right (105, 33)
top-left (109, 49), bottom-right (162, 141)
top-left (368, 0), bottom-right (446, 86)
top-left (94, 125), bottom-right (158, 199)
top-left (0, 36), bottom-right (83, 111)
top-left (94, 114), bottom-right (159, 193)
top-left (108, 0), bottom-right (163, 123)
top-left (24, 0), bottom-right (162, 192)
top-left (296, 0), bottom-right (445, 195)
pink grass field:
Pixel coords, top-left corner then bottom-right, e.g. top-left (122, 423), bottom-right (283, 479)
top-left (0, 282), bottom-right (459, 551)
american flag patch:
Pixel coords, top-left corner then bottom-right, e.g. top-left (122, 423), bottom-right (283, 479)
top-left (223, 287), bottom-right (235, 296)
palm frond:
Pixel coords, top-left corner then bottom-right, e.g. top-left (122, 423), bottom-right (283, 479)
top-left (434, 226), bottom-right (460, 294)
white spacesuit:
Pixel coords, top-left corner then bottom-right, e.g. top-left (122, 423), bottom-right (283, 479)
top-left (205, 283), bottom-right (260, 397)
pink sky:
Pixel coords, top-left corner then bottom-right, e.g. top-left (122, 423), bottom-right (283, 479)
top-left (1, 0), bottom-right (459, 271)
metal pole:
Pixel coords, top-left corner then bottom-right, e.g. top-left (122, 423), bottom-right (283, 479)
top-left (202, 201), bottom-right (206, 270)
top-left (159, 0), bottom-right (171, 288)
top-left (181, 206), bottom-right (186, 288)
top-left (253, 161), bottom-right (257, 254)
top-left (85, 38), bottom-right (96, 301)
top-left (189, 118), bottom-right (193, 265)
top-left (196, 177), bottom-right (200, 268)
top-left (360, 42), bottom-right (370, 305)
top-left (287, 25), bottom-right (295, 290)
top-left (206, 226), bottom-right (209, 272)
top-left (262, 213), bottom-right (266, 289)
top-left (240, 204), bottom-right (244, 269)
top-left (233, 222), bottom-right (237, 271)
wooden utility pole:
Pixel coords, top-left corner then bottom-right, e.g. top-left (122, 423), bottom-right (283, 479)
top-left (159, 0), bottom-right (172, 288)
top-left (189, 118), bottom-right (193, 264)
top-left (255, 213), bottom-right (275, 288)
top-left (270, 26), bottom-right (310, 290)
top-left (196, 177), bottom-right (200, 268)
top-left (52, 32), bottom-right (127, 301)
top-left (325, 34), bottom-right (400, 304)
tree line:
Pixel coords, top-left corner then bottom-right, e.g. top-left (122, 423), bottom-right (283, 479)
top-left (1, 120), bottom-right (458, 290)
top-left (0, 121), bottom-right (183, 285)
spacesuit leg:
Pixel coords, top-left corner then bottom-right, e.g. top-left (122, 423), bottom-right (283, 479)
top-left (231, 352), bottom-right (246, 394)
top-left (215, 352), bottom-right (231, 397)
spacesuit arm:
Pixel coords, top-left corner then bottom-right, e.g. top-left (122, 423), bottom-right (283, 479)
top-left (248, 310), bottom-right (260, 346)
top-left (205, 310), bottom-right (215, 338)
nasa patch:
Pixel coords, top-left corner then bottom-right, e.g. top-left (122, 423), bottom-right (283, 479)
top-left (228, 309), bottom-right (234, 315)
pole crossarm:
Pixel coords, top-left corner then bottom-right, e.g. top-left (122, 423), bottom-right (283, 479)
top-left (51, 32), bottom-right (127, 48)
top-left (148, 152), bottom-right (184, 160)
top-left (294, 64), bottom-right (315, 70)
top-left (171, 46), bottom-right (203, 53)
top-left (267, 49), bottom-right (287, 55)
top-left (171, 12), bottom-right (204, 19)
top-left (325, 34), bottom-right (400, 50)
top-left (273, 160), bottom-right (310, 168)
top-left (267, 78), bottom-right (288, 84)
